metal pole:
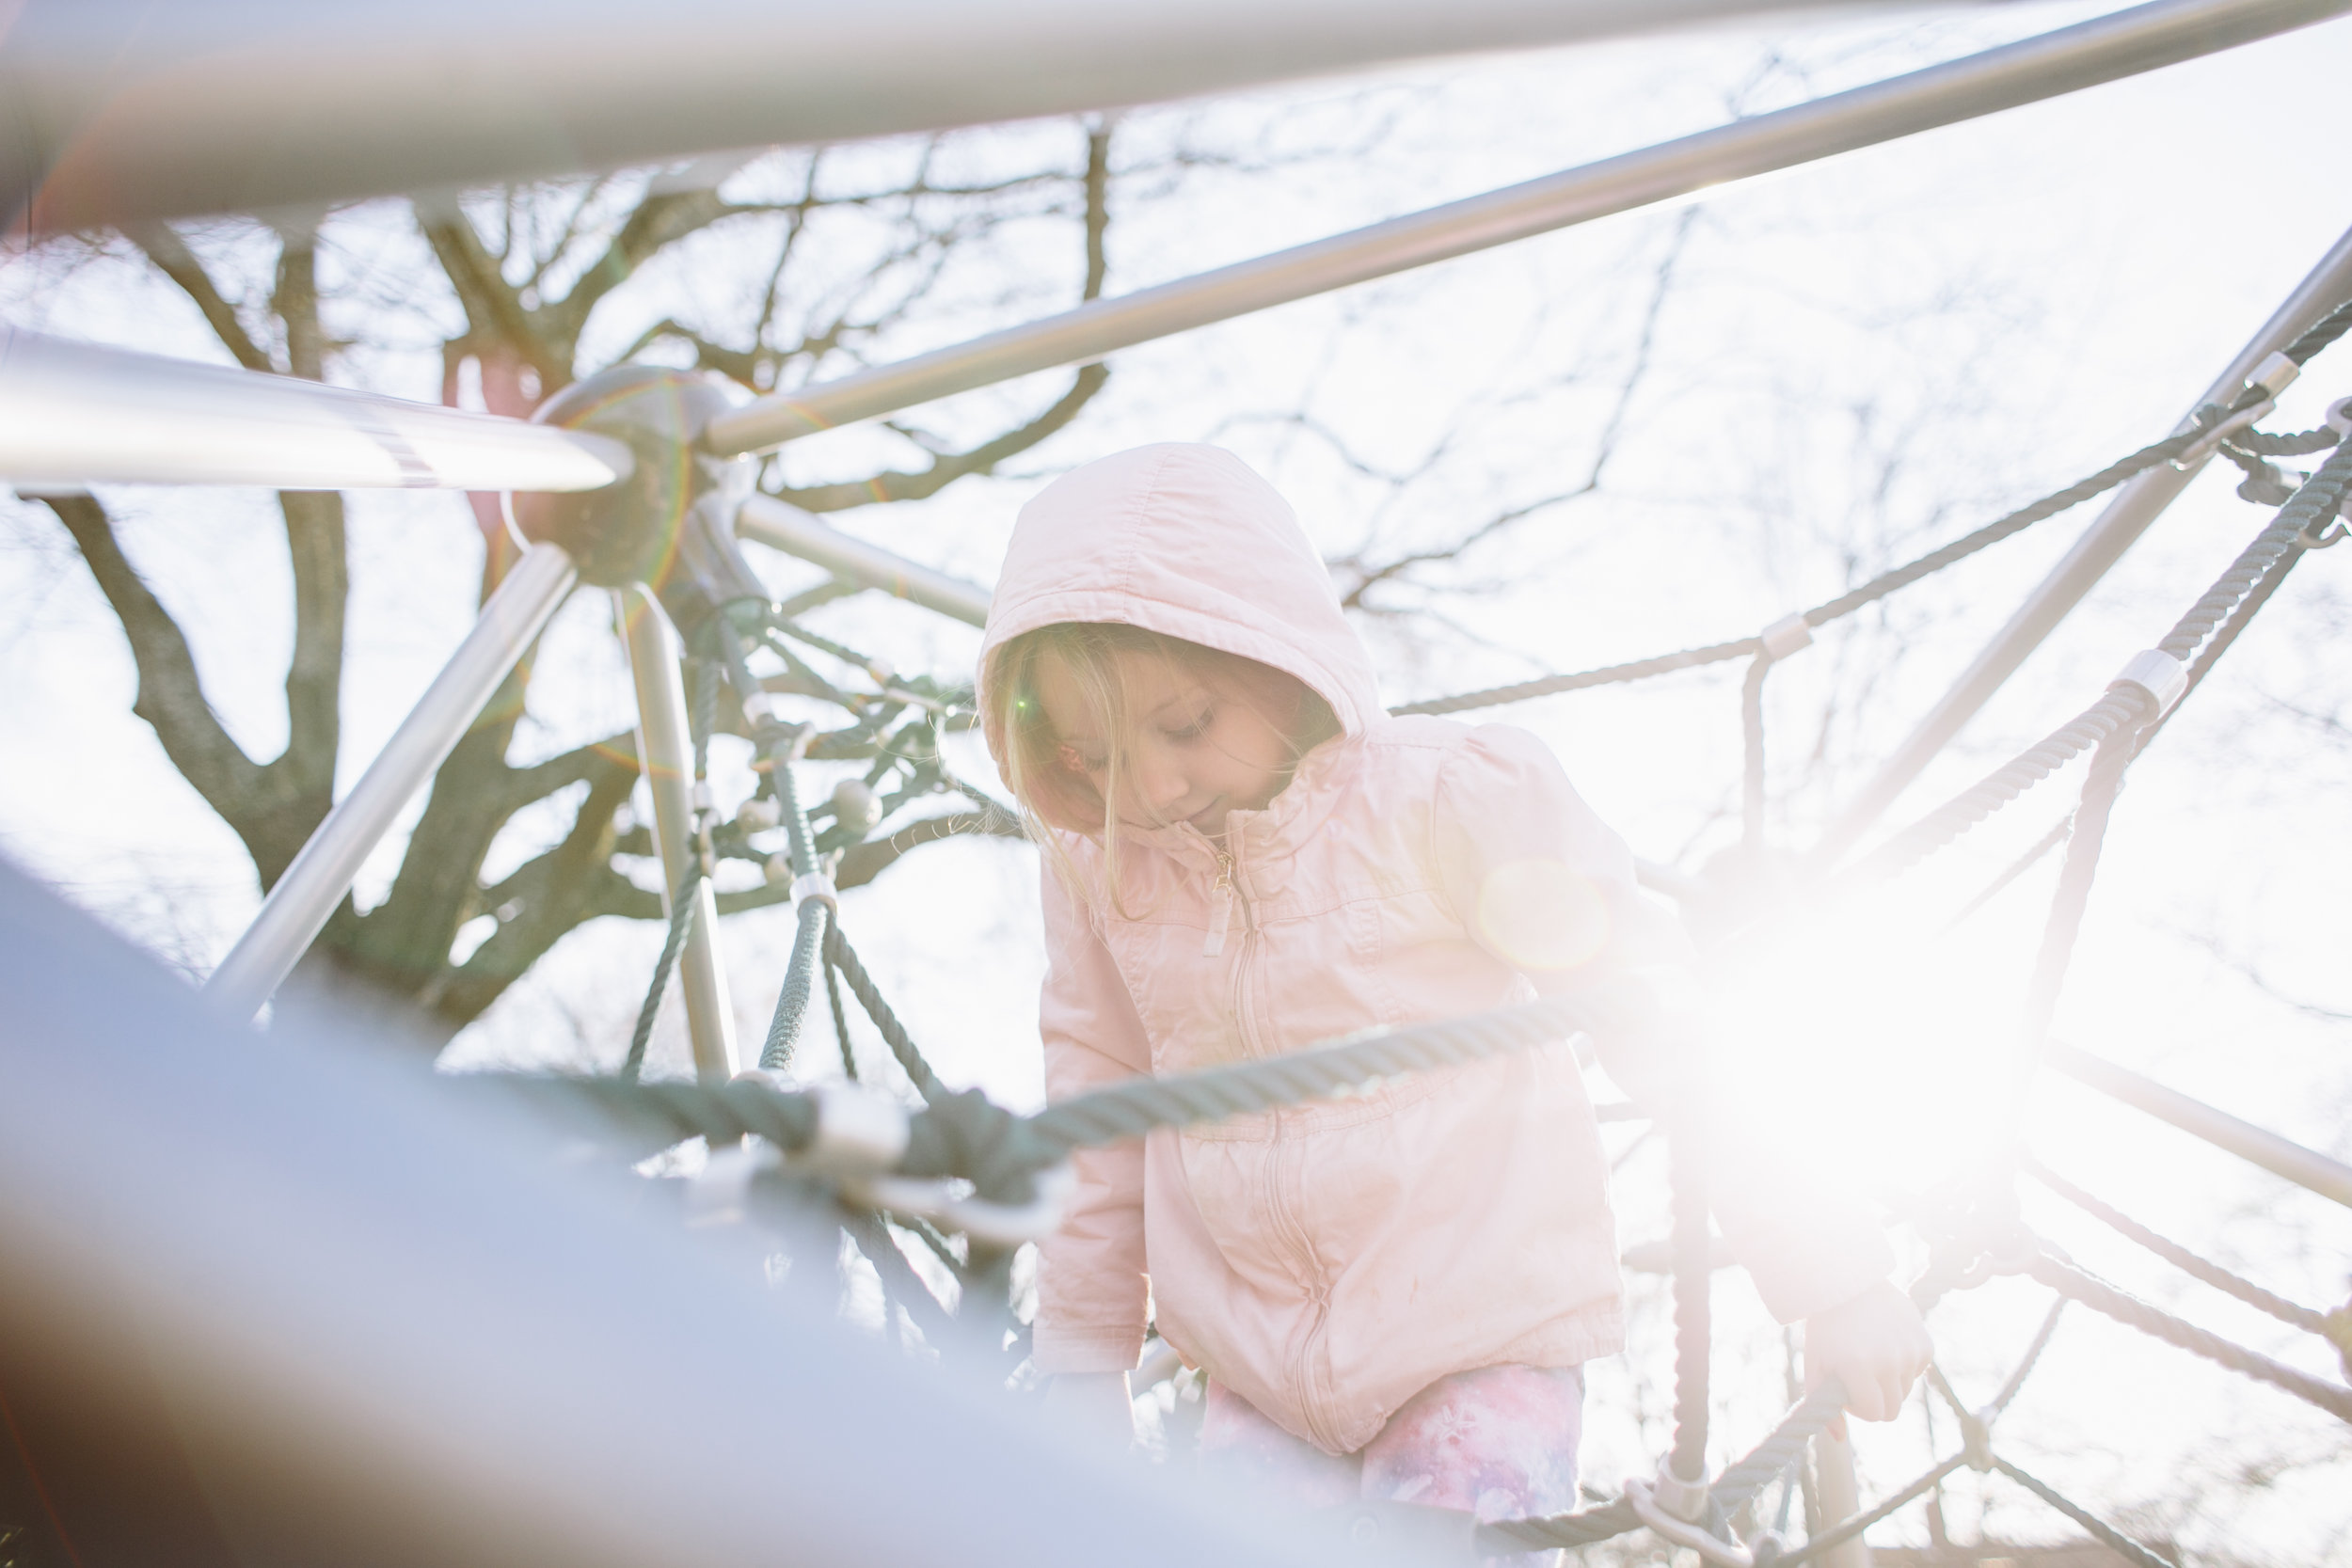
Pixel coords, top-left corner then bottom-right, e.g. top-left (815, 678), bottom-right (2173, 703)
top-left (616, 587), bottom-right (739, 1084)
top-left (2046, 1040), bottom-right (2352, 1210)
top-left (1814, 221), bottom-right (2352, 861)
top-left (206, 545), bottom-right (579, 1020)
top-left (0, 327), bottom-right (633, 493)
top-left (703, 0), bottom-right (2352, 457)
top-left (737, 494), bottom-right (992, 628)
top-left (1812, 1427), bottom-right (1874, 1568)
top-left (6, 859), bottom-right (1359, 1568)
top-left (6, 0), bottom-right (1991, 234)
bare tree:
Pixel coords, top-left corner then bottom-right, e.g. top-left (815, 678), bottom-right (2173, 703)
top-left (26, 126), bottom-right (1144, 1042)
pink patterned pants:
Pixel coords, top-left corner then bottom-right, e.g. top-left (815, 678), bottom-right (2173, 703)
top-left (1199, 1363), bottom-right (1583, 1523)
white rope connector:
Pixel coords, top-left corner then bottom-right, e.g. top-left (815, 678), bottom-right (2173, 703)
top-left (1758, 613), bottom-right (1814, 661)
top-left (685, 1138), bottom-right (778, 1228)
top-left (740, 689), bottom-right (784, 727)
top-left (2325, 395), bottom-right (2352, 439)
top-left (2171, 400), bottom-right (2272, 470)
top-left (789, 871), bottom-right (838, 912)
top-left (2111, 649), bottom-right (2188, 717)
top-left (728, 1070), bottom-right (910, 1175)
top-left (734, 795), bottom-right (782, 833)
top-left (1648, 1459), bottom-right (1715, 1523)
top-left (691, 781), bottom-right (715, 814)
top-left (795, 1080), bottom-right (912, 1173)
top-left (2248, 350), bottom-right (2300, 399)
top-left (848, 1164), bottom-right (1077, 1247)
top-left (763, 853), bottom-right (793, 887)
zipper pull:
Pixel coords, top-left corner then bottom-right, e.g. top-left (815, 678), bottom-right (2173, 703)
top-left (1203, 851), bottom-right (1234, 957)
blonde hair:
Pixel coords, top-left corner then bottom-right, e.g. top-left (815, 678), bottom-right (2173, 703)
top-left (988, 623), bottom-right (1338, 915)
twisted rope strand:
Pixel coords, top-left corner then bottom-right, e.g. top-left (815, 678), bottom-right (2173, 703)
top-left (1772, 1455), bottom-right (1967, 1567)
top-left (1028, 998), bottom-right (1604, 1152)
top-left (2026, 1250), bottom-right (2352, 1424)
top-left (825, 926), bottom-right (948, 1105)
top-left (2026, 1161), bottom-right (2331, 1337)
top-left (1992, 1457), bottom-right (2179, 1568)
top-left (1396, 410), bottom-right (2240, 720)
top-left (620, 864), bottom-right (704, 1085)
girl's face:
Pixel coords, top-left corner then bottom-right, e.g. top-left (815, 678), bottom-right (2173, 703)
top-left (1033, 645), bottom-right (1307, 840)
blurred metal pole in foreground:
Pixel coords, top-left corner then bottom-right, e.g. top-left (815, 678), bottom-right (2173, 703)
top-left (0, 327), bottom-right (632, 492)
top-left (1814, 220), bottom-right (2352, 862)
top-left (737, 494), bottom-right (993, 628)
top-left (1813, 1427), bottom-right (1873, 1568)
top-left (616, 586), bottom-right (739, 1082)
top-left (206, 545), bottom-right (579, 1019)
top-left (704, 0), bottom-right (2352, 456)
top-left (0, 859), bottom-right (1356, 1568)
top-left (3, 0), bottom-right (1993, 233)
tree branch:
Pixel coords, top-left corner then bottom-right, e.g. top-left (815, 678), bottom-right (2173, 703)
top-left (38, 495), bottom-right (315, 873)
top-left (267, 234), bottom-right (347, 832)
top-left (122, 222), bottom-right (273, 372)
top-left (432, 757), bottom-right (642, 1030)
top-left (541, 186), bottom-right (736, 347)
top-left (420, 213), bottom-right (565, 385)
top-left (768, 363), bottom-right (1110, 513)
top-left (503, 730), bottom-right (642, 810)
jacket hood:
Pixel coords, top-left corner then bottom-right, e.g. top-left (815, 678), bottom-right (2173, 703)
top-left (977, 443), bottom-right (1383, 791)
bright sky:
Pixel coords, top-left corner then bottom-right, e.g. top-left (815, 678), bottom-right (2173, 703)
top-left (3, 2), bottom-right (2349, 1559)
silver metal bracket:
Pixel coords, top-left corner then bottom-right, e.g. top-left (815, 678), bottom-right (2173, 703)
top-left (2171, 398), bottom-right (2273, 470)
top-left (1758, 612), bottom-right (1815, 661)
top-left (2110, 649), bottom-right (2187, 717)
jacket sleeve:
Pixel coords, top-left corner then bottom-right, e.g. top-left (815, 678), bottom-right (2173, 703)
top-left (1429, 723), bottom-right (1893, 1324)
top-left (1030, 851), bottom-right (1153, 1375)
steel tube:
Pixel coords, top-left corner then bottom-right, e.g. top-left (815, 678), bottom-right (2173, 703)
top-left (737, 494), bottom-right (993, 628)
top-left (0, 327), bottom-right (633, 493)
top-left (616, 588), bottom-right (739, 1084)
top-left (1815, 221), bottom-right (2352, 861)
top-left (2046, 1039), bottom-right (2352, 1210)
top-left (5, 0), bottom-right (1978, 233)
top-left (205, 546), bottom-right (579, 1019)
top-left (5, 860), bottom-right (1354, 1568)
top-left (706, 0), bottom-right (2352, 457)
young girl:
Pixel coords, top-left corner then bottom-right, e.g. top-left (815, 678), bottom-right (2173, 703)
top-left (977, 444), bottom-right (1927, 1519)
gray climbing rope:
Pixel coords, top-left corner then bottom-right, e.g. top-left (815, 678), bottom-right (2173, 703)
top-left (2023, 1247), bottom-right (2352, 1424)
top-left (2025, 1159), bottom-right (2335, 1338)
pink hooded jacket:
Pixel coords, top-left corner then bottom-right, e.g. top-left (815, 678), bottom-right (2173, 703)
top-left (979, 444), bottom-right (1890, 1456)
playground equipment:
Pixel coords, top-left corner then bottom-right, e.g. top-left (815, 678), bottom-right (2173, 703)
top-left (4, 2), bottom-right (2351, 1563)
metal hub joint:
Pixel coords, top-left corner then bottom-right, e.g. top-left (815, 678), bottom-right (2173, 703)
top-left (506, 365), bottom-right (768, 640)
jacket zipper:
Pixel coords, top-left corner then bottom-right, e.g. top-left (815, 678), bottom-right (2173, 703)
top-left (1202, 849), bottom-right (1234, 957)
top-left (1218, 834), bottom-right (1341, 1449)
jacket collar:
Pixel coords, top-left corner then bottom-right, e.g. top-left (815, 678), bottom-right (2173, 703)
top-left (1126, 732), bottom-right (1359, 886)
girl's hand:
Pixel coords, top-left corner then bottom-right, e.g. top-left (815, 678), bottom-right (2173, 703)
top-left (1041, 1370), bottom-right (1137, 1451)
top-left (1804, 1280), bottom-right (1931, 1436)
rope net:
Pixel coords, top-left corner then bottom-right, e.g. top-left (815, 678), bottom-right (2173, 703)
top-left (541, 308), bottom-right (2352, 1565)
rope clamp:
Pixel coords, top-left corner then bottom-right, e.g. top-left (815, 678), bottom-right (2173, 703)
top-left (2171, 399), bottom-right (2272, 470)
top-left (2109, 649), bottom-right (2187, 718)
top-left (1625, 1477), bottom-right (1751, 1568)
top-left (1648, 1460), bottom-right (1715, 1522)
top-left (2249, 351), bottom-right (2302, 399)
top-left (1757, 613), bottom-right (1814, 661)
top-left (684, 1138), bottom-right (778, 1229)
top-left (2326, 395), bottom-right (2352, 440)
top-left (796, 1080), bottom-right (913, 1173)
top-left (789, 871), bottom-right (839, 912)
top-left (846, 1163), bottom-right (1076, 1247)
